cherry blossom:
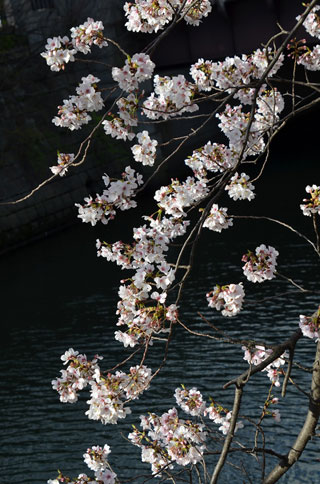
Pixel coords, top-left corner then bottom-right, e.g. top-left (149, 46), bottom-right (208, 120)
top-left (41, 19), bottom-right (107, 71)
top-left (52, 350), bottom-right (102, 403)
top-left (300, 184), bottom-right (320, 216)
top-left (206, 283), bottom-right (245, 317)
top-left (204, 399), bottom-right (244, 435)
top-left (299, 5), bottom-right (320, 40)
top-left (217, 105), bottom-right (265, 156)
top-left (102, 94), bottom-right (139, 141)
top-left (128, 404), bottom-right (207, 475)
top-left (154, 177), bottom-right (209, 218)
top-left (242, 345), bottom-right (288, 386)
top-left (40, 36), bottom-right (76, 71)
top-left (190, 49), bottom-right (283, 99)
top-left (218, 411), bottom-right (244, 435)
top-left (49, 152), bottom-right (74, 176)
top-left (174, 386), bottom-right (206, 416)
top-left (112, 53), bottom-right (155, 92)
top-left (52, 75), bottom-right (104, 131)
top-left (143, 74), bottom-right (199, 120)
top-left (185, 142), bottom-right (235, 179)
top-left (124, 0), bottom-right (212, 33)
top-left (242, 244), bottom-right (279, 283)
top-left (271, 409), bottom-right (281, 423)
top-left (124, 0), bottom-right (174, 33)
top-left (299, 307), bottom-right (320, 341)
top-left (178, 0), bottom-right (212, 26)
top-left (70, 17), bottom-right (108, 53)
top-left (131, 131), bottom-right (158, 166)
top-left (297, 45), bottom-right (320, 71)
top-left (49, 444), bottom-right (117, 484)
top-left (83, 444), bottom-right (111, 472)
top-left (203, 204), bottom-right (233, 232)
top-left (225, 172), bottom-right (255, 201)
top-left (102, 116), bottom-right (136, 141)
top-left (75, 167), bottom-right (143, 226)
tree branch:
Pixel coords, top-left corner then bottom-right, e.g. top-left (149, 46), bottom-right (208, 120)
top-left (264, 337), bottom-right (320, 483)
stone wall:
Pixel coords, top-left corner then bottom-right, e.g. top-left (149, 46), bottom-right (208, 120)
top-left (0, 0), bottom-right (136, 253)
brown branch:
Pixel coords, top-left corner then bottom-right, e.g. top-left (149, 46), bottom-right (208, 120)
top-left (224, 329), bottom-right (302, 390)
top-left (264, 338), bottom-right (320, 483)
top-left (282, 346), bottom-right (294, 398)
top-left (210, 386), bottom-right (243, 484)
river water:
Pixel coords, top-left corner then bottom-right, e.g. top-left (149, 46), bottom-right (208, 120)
top-left (1, 215), bottom-right (320, 484)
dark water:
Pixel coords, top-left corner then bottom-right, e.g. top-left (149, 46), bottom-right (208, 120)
top-left (1, 219), bottom-right (320, 484)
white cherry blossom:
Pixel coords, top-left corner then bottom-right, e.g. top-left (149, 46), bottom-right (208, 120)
top-left (299, 308), bottom-right (320, 341)
top-left (298, 5), bottom-right (320, 40)
top-left (49, 152), bottom-right (74, 176)
top-left (225, 172), bottom-right (255, 201)
top-left (206, 283), bottom-right (245, 317)
top-left (203, 204), bottom-right (233, 232)
top-left (242, 244), bottom-right (279, 283)
top-left (300, 184), bottom-right (320, 216)
top-left (112, 53), bottom-right (155, 92)
top-left (131, 131), bottom-right (158, 166)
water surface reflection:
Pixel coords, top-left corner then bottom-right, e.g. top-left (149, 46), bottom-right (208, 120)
top-left (1, 222), bottom-right (320, 483)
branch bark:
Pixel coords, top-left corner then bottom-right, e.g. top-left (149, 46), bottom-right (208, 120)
top-left (263, 338), bottom-right (320, 483)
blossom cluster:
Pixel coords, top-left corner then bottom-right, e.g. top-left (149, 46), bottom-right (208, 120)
top-left (97, 215), bottom-right (189, 347)
top-left (131, 130), bottom-right (158, 166)
top-left (174, 386), bottom-right (206, 416)
top-left (124, 0), bottom-right (212, 33)
top-left (48, 444), bottom-right (117, 484)
top-left (203, 204), bottom-right (233, 232)
top-left (302, 6), bottom-right (320, 40)
top-left (41, 18), bottom-right (108, 71)
top-left (299, 307), bottom-right (320, 341)
top-left (75, 166), bottom-right (143, 226)
top-left (175, 386), bottom-right (244, 435)
top-left (52, 348), bottom-right (102, 404)
top-left (206, 283), bottom-right (245, 317)
top-left (129, 385), bottom-right (244, 475)
top-left (112, 53), bottom-right (155, 92)
top-left (53, 75), bottom-right (104, 131)
top-left (84, 444), bottom-right (112, 472)
top-left (102, 93), bottom-right (139, 141)
top-left (154, 177), bottom-right (209, 218)
top-left (296, 7), bottom-right (320, 71)
top-left (143, 74), bottom-right (199, 120)
top-left (190, 48), bottom-right (284, 96)
top-left (242, 244), bottom-right (279, 283)
top-left (297, 45), bottom-right (320, 71)
top-left (225, 172), bottom-right (255, 201)
top-left (300, 184), bottom-right (320, 217)
top-left (129, 407), bottom-right (207, 474)
top-left (52, 348), bottom-right (152, 425)
top-left (242, 345), bottom-right (288, 387)
top-left (216, 90), bottom-right (285, 157)
top-left (185, 142), bottom-right (235, 180)
top-left (49, 152), bottom-right (75, 176)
